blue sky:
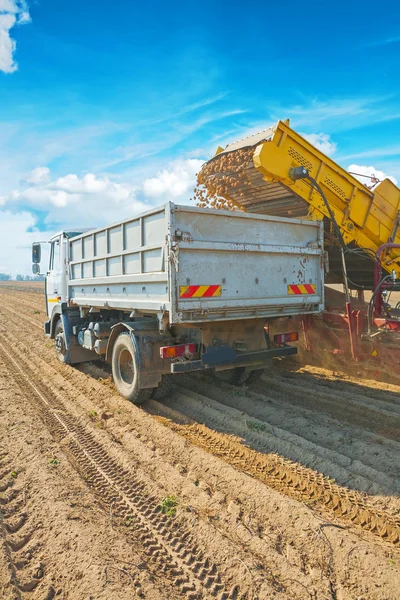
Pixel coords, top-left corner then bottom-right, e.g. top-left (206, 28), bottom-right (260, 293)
top-left (0, 0), bottom-right (399, 274)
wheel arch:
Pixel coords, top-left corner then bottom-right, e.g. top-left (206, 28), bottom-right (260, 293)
top-left (105, 322), bottom-right (135, 362)
top-left (107, 322), bottom-right (170, 390)
top-left (49, 305), bottom-right (62, 339)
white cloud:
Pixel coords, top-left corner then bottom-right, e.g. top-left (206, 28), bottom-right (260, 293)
top-left (0, 0), bottom-right (18, 12)
top-left (0, 210), bottom-right (52, 277)
top-left (142, 159), bottom-right (204, 199)
top-left (302, 132), bottom-right (337, 156)
top-left (347, 164), bottom-right (398, 187)
top-left (11, 169), bottom-right (136, 208)
top-left (0, 158), bottom-right (207, 274)
top-left (1, 167), bottom-right (152, 230)
top-left (26, 166), bottom-right (50, 184)
top-left (0, 0), bottom-right (31, 73)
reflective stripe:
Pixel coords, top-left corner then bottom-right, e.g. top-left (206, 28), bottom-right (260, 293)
top-left (180, 285), bottom-right (222, 298)
top-left (288, 284), bottom-right (316, 295)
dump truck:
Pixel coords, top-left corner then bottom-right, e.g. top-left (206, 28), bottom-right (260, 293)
top-left (32, 202), bottom-right (325, 402)
top-left (197, 120), bottom-right (400, 382)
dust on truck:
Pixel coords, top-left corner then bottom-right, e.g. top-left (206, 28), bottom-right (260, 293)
top-left (32, 202), bottom-right (325, 403)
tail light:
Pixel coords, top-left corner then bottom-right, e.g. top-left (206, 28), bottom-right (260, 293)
top-left (274, 332), bottom-right (298, 344)
top-left (160, 343), bottom-right (196, 359)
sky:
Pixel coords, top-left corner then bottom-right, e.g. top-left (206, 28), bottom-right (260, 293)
top-left (0, 0), bottom-right (400, 275)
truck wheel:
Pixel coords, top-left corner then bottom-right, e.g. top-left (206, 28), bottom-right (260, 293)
top-left (111, 332), bottom-right (152, 404)
top-left (152, 375), bottom-right (174, 401)
top-left (213, 367), bottom-right (265, 386)
top-left (213, 367), bottom-right (250, 386)
top-left (54, 319), bottom-right (69, 364)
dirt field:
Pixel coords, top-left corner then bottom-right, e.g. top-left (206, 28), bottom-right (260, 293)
top-left (0, 283), bottom-right (399, 599)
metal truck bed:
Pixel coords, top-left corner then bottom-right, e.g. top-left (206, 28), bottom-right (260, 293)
top-left (68, 203), bottom-right (324, 324)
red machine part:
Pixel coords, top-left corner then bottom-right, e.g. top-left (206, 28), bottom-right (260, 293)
top-left (298, 243), bottom-right (400, 384)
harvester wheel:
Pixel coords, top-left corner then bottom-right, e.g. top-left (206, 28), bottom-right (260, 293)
top-left (112, 332), bottom-right (152, 404)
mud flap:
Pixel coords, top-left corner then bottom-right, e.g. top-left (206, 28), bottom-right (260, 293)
top-left (129, 331), bottom-right (163, 389)
top-left (61, 311), bottom-right (97, 365)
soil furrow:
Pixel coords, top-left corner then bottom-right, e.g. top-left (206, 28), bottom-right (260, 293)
top-left (147, 399), bottom-right (400, 546)
top-left (0, 455), bottom-right (52, 600)
top-left (158, 385), bottom-right (398, 495)
top-left (257, 372), bottom-right (400, 424)
top-left (1, 286), bottom-right (400, 599)
top-left (0, 340), bottom-right (243, 600)
top-left (1, 302), bottom-right (393, 537)
top-left (177, 375), bottom-right (399, 494)
top-left (0, 328), bottom-right (347, 598)
top-left (2, 297), bottom-right (399, 436)
top-left (0, 303), bottom-right (43, 332)
top-left (2, 300), bottom-right (398, 492)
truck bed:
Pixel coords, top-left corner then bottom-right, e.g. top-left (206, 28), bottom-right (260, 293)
top-left (68, 203), bottom-right (324, 324)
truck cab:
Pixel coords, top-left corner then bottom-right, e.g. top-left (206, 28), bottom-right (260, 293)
top-left (33, 229), bottom-right (91, 332)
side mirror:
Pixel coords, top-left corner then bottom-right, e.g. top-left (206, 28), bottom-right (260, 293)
top-left (32, 242), bottom-right (41, 264)
top-left (32, 263), bottom-right (40, 275)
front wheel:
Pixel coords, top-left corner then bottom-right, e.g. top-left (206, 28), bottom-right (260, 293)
top-left (111, 332), bottom-right (152, 404)
top-left (54, 319), bottom-right (69, 364)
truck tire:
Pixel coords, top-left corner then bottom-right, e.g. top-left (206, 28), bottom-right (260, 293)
top-left (111, 332), bottom-right (152, 404)
top-left (213, 367), bottom-right (250, 385)
top-left (152, 375), bottom-right (174, 401)
top-left (213, 367), bottom-right (265, 386)
top-left (54, 319), bottom-right (69, 364)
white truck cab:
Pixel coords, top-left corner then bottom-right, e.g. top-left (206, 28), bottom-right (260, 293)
top-left (38, 229), bottom-right (92, 319)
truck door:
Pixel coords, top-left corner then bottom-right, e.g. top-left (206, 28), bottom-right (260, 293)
top-left (46, 235), bottom-right (62, 317)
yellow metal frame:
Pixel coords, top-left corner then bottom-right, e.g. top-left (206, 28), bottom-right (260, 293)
top-left (251, 121), bottom-right (400, 276)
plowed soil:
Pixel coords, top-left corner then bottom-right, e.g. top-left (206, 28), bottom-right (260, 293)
top-left (0, 283), bottom-right (399, 600)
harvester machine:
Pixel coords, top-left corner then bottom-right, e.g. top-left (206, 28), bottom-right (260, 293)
top-left (198, 120), bottom-right (400, 382)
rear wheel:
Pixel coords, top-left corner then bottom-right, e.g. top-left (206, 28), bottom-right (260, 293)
top-left (54, 319), bottom-right (69, 364)
top-left (213, 367), bottom-right (265, 386)
top-left (213, 367), bottom-right (251, 386)
top-left (111, 332), bottom-right (152, 404)
top-left (152, 375), bottom-right (174, 401)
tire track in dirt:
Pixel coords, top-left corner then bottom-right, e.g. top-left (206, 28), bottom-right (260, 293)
top-left (1, 291), bottom-right (400, 597)
top-left (2, 296), bottom-right (398, 470)
top-left (5, 298), bottom-right (398, 501)
top-left (150, 381), bottom-right (398, 495)
top-left (0, 341), bottom-right (242, 600)
top-left (176, 375), bottom-right (399, 494)
top-left (1, 299), bottom-right (400, 544)
top-left (146, 398), bottom-right (400, 547)
top-left (0, 315), bottom-right (329, 599)
top-left (0, 453), bottom-right (54, 600)
top-left (0, 352), bottom-right (175, 600)
top-left (256, 372), bottom-right (400, 437)
top-left (3, 296), bottom-right (399, 440)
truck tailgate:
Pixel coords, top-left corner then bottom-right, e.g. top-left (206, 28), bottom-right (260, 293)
top-left (169, 206), bottom-right (324, 324)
